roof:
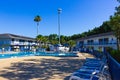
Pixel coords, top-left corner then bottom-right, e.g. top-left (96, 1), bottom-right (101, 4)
top-left (0, 33), bottom-right (36, 41)
top-left (76, 32), bottom-right (114, 41)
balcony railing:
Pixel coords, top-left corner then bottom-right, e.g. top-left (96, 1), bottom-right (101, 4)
top-left (80, 42), bottom-right (117, 46)
top-left (10, 41), bottom-right (38, 46)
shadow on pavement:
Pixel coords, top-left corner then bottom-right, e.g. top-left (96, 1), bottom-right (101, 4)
top-left (0, 57), bottom-right (85, 80)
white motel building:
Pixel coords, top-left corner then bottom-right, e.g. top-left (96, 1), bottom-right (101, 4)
top-left (0, 33), bottom-right (38, 52)
top-left (76, 32), bottom-right (118, 52)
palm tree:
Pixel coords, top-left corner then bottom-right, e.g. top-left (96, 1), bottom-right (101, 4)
top-left (34, 15), bottom-right (41, 36)
top-left (67, 40), bottom-right (76, 51)
top-left (36, 35), bottom-right (43, 48)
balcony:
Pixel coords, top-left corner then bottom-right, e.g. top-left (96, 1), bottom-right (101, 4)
top-left (10, 41), bottom-right (38, 46)
top-left (11, 41), bottom-right (20, 45)
top-left (83, 42), bottom-right (117, 46)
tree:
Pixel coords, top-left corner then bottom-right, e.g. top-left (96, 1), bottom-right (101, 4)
top-left (49, 34), bottom-right (58, 45)
top-left (60, 35), bottom-right (66, 44)
top-left (115, 6), bottom-right (120, 15)
top-left (34, 15), bottom-right (42, 36)
top-left (110, 15), bottom-right (120, 50)
top-left (67, 40), bottom-right (76, 51)
top-left (109, 5), bottom-right (120, 50)
top-left (42, 36), bottom-right (49, 48)
top-left (36, 35), bottom-right (43, 48)
top-left (117, 0), bottom-right (120, 3)
top-left (67, 40), bottom-right (76, 47)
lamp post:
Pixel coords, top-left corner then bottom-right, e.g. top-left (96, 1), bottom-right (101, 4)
top-left (58, 8), bottom-right (62, 45)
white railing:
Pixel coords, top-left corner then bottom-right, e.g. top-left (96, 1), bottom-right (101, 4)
top-left (10, 41), bottom-right (38, 46)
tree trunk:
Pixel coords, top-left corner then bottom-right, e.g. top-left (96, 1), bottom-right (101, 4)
top-left (117, 38), bottom-right (120, 50)
top-left (118, 39), bottom-right (120, 50)
top-left (37, 22), bottom-right (39, 35)
top-left (39, 41), bottom-right (42, 48)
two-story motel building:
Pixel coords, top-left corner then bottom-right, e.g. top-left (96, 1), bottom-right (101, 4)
top-left (76, 32), bottom-right (117, 52)
top-left (0, 33), bottom-right (38, 52)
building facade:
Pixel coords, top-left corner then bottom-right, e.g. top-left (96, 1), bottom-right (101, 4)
top-left (0, 33), bottom-right (38, 52)
top-left (76, 32), bottom-right (117, 52)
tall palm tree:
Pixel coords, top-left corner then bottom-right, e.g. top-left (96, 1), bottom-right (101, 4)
top-left (34, 15), bottom-right (41, 36)
top-left (36, 35), bottom-right (43, 48)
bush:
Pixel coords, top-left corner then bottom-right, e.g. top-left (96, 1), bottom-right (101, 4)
top-left (106, 47), bottom-right (114, 53)
top-left (46, 46), bottom-right (50, 51)
top-left (110, 50), bottom-right (120, 63)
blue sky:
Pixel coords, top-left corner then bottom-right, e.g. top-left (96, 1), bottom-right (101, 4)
top-left (0, 0), bottom-right (119, 38)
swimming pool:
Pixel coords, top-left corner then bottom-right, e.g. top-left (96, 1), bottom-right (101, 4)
top-left (35, 52), bottom-right (78, 57)
top-left (0, 52), bottom-right (34, 59)
top-left (0, 52), bottom-right (78, 59)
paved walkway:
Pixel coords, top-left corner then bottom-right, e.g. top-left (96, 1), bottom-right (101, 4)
top-left (0, 54), bottom-right (86, 80)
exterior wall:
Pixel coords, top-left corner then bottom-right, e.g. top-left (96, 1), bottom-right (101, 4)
top-left (0, 36), bottom-right (37, 52)
top-left (0, 39), bottom-right (11, 45)
top-left (10, 39), bottom-right (37, 51)
top-left (76, 34), bottom-right (117, 52)
top-left (0, 39), bottom-right (11, 51)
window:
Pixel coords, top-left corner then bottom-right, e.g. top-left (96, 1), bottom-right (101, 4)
top-left (99, 39), bottom-right (103, 44)
top-left (87, 40), bottom-right (94, 45)
top-left (104, 38), bottom-right (108, 44)
top-left (12, 38), bottom-right (14, 41)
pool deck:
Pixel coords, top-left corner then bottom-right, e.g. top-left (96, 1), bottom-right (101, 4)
top-left (0, 52), bottom-right (93, 80)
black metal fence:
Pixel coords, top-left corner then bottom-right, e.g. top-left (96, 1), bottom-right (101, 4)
top-left (106, 53), bottom-right (120, 80)
top-left (80, 50), bottom-right (120, 80)
top-left (92, 51), bottom-right (120, 80)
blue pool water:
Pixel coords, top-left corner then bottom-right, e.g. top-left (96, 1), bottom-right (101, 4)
top-left (35, 52), bottom-right (78, 57)
top-left (0, 52), bottom-right (78, 59)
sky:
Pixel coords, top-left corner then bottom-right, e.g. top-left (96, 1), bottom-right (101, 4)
top-left (0, 0), bottom-right (119, 38)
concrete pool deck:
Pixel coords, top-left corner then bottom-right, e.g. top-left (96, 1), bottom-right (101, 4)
top-left (0, 52), bottom-right (93, 80)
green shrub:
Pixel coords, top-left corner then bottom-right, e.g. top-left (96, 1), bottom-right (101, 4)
top-left (110, 50), bottom-right (120, 63)
top-left (46, 46), bottom-right (50, 51)
top-left (41, 45), bottom-right (47, 48)
top-left (106, 47), bottom-right (114, 53)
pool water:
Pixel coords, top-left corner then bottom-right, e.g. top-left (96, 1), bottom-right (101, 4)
top-left (0, 52), bottom-right (78, 59)
top-left (35, 52), bottom-right (78, 57)
top-left (0, 52), bottom-right (34, 59)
